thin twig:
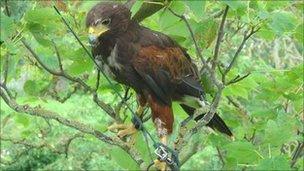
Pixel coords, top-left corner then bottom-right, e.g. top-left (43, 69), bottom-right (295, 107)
top-left (115, 87), bottom-right (132, 115)
top-left (196, 27), bottom-right (259, 131)
top-left (212, 5), bottom-right (229, 71)
top-left (93, 71), bottom-right (119, 122)
top-left (168, 7), bottom-right (222, 89)
top-left (226, 96), bottom-right (249, 117)
top-left (51, 86), bottom-right (78, 103)
top-left (2, 54), bottom-right (9, 85)
top-left (216, 146), bottom-right (225, 166)
top-left (0, 133), bottom-right (84, 163)
top-left (291, 141), bottom-right (304, 168)
top-left (226, 73), bottom-right (251, 85)
top-left (0, 86), bottom-right (146, 169)
top-left (22, 39), bottom-right (92, 91)
top-left (95, 70), bottom-right (101, 91)
top-left (4, 0), bottom-right (10, 17)
top-left (0, 88), bottom-right (115, 145)
top-left (168, 8), bottom-right (207, 66)
top-left (179, 140), bottom-right (200, 165)
top-left (52, 40), bottom-right (64, 71)
top-left (63, 133), bottom-right (84, 158)
top-left (22, 38), bottom-right (124, 132)
top-left (0, 83), bottom-right (13, 99)
top-left (224, 27), bottom-right (260, 80)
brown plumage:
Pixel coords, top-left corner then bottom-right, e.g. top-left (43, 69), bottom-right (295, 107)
top-left (86, 2), bottom-right (232, 138)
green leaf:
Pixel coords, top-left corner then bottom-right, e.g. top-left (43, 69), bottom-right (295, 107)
top-left (21, 130), bottom-right (32, 138)
top-left (224, 141), bottom-right (262, 164)
top-left (263, 117), bottom-right (296, 147)
top-left (66, 48), bottom-right (93, 76)
top-left (294, 23), bottom-right (304, 44)
top-left (172, 102), bottom-right (188, 119)
top-left (269, 11), bottom-right (297, 35)
top-left (257, 25), bottom-right (276, 41)
top-left (23, 79), bottom-right (49, 96)
top-left (94, 124), bottom-right (107, 133)
top-left (159, 1), bottom-right (185, 30)
top-left (25, 7), bottom-right (61, 46)
top-left (222, 1), bottom-right (247, 11)
top-left (223, 85), bottom-right (249, 100)
top-left (256, 156), bottom-right (291, 170)
top-left (15, 114), bottom-right (30, 127)
top-left (24, 7), bottom-right (60, 31)
top-left (265, 1), bottom-right (289, 12)
top-left (164, 20), bottom-right (189, 38)
top-left (24, 80), bottom-right (40, 96)
top-left (110, 147), bottom-right (139, 170)
top-left (208, 134), bottom-right (230, 147)
top-left (134, 132), bottom-right (150, 162)
top-left (130, 1), bottom-right (144, 18)
top-left (36, 46), bottom-right (59, 71)
top-left (195, 19), bottom-right (218, 48)
top-left (185, 1), bottom-right (205, 20)
top-left (0, 12), bottom-right (15, 42)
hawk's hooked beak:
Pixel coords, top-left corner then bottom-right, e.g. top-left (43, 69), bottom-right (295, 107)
top-left (88, 25), bottom-right (109, 45)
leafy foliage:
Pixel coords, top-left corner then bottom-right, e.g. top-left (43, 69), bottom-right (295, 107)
top-left (0, 1), bottom-right (303, 170)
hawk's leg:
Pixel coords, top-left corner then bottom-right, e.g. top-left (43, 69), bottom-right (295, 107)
top-left (154, 136), bottom-right (168, 171)
top-left (108, 106), bottom-right (145, 146)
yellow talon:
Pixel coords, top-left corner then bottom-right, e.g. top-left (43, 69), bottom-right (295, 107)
top-left (108, 123), bottom-right (137, 138)
top-left (154, 159), bottom-right (167, 171)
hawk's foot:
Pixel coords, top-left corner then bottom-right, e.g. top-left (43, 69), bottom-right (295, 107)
top-left (108, 123), bottom-right (137, 147)
top-left (154, 159), bottom-right (167, 171)
top-left (108, 123), bottom-right (137, 138)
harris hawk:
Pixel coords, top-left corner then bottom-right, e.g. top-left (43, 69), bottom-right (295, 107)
top-left (86, 2), bottom-right (232, 169)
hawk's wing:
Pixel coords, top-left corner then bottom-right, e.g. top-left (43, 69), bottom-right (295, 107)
top-left (132, 28), bottom-right (204, 104)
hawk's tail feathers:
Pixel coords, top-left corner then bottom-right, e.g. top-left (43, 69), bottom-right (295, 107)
top-left (195, 112), bottom-right (233, 137)
top-left (180, 104), bottom-right (233, 137)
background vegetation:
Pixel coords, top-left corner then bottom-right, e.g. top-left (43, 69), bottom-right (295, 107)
top-left (0, 0), bottom-right (303, 170)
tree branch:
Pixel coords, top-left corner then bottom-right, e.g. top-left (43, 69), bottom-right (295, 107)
top-left (0, 133), bottom-right (84, 165)
top-left (0, 89), bottom-right (115, 145)
top-left (21, 39), bottom-right (92, 92)
top-left (0, 87), bottom-right (147, 168)
top-left (21, 38), bottom-right (146, 164)
top-left (168, 7), bottom-right (222, 89)
top-left (216, 146), bottom-right (225, 166)
top-left (223, 27), bottom-right (260, 80)
top-left (193, 27), bottom-right (259, 133)
top-left (168, 8), bottom-right (207, 66)
top-left (93, 70), bottom-right (119, 122)
top-left (22, 38), bottom-right (122, 123)
top-left (115, 87), bottom-right (132, 116)
top-left (167, 7), bottom-right (261, 167)
top-left (63, 133), bottom-right (84, 158)
top-left (212, 5), bottom-right (229, 71)
top-left (226, 96), bottom-right (249, 117)
top-left (50, 85), bottom-right (78, 103)
top-left (291, 141), bottom-right (304, 168)
top-left (4, 0), bottom-right (10, 17)
top-left (2, 53), bottom-right (9, 85)
top-left (52, 40), bottom-right (64, 71)
top-left (226, 72), bottom-right (251, 85)
top-left (179, 140), bottom-right (200, 165)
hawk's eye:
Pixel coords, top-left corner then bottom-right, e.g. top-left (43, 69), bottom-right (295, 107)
top-left (101, 18), bottom-right (111, 25)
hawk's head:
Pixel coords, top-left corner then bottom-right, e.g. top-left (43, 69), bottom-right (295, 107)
top-left (86, 2), bottom-right (131, 46)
